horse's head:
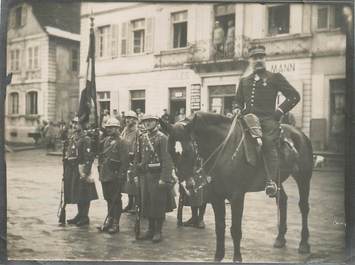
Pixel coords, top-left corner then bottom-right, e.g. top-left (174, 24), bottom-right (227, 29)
top-left (159, 117), bottom-right (197, 188)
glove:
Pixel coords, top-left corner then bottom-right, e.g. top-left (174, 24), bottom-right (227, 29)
top-left (273, 109), bottom-right (284, 121)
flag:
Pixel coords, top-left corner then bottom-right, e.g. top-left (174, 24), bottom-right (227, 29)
top-left (78, 25), bottom-right (98, 127)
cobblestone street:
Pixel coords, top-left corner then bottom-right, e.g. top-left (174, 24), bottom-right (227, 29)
top-left (6, 149), bottom-right (345, 262)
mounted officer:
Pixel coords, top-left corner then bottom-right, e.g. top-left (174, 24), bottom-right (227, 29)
top-left (97, 117), bottom-right (129, 233)
top-left (233, 45), bottom-right (300, 197)
top-left (137, 114), bottom-right (176, 243)
top-left (121, 110), bottom-right (140, 213)
top-left (63, 116), bottom-right (98, 226)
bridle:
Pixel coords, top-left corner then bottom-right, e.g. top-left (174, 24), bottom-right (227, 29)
top-left (174, 115), bottom-right (245, 189)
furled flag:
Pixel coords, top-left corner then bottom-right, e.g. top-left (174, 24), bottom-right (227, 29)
top-left (78, 20), bottom-right (98, 128)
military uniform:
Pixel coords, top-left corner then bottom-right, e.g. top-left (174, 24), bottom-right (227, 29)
top-left (98, 133), bottom-right (129, 233)
top-left (121, 124), bottom-right (140, 198)
top-left (137, 124), bottom-right (176, 242)
top-left (235, 66), bottom-right (300, 189)
top-left (63, 129), bottom-right (98, 226)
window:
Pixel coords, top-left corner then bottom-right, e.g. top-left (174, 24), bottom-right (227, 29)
top-left (9, 92), bottom-right (19, 114)
top-left (209, 85), bottom-right (236, 115)
top-left (130, 90), bottom-right (145, 113)
top-left (71, 49), bottom-right (79, 72)
top-left (10, 49), bottom-right (20, 71)
top-left (26, 91), bottom-right (38, 114)
top-left (15, 6), bottom-right (22, 27)
top-left (172, 11), bottom-right (188, 48)
top-left (214, 4), bottom-right (235, 58)
top-left (98, 25), bottom-right (111, 58)
top-left (27, 46), bottom-right (39, 70)
top-left (317, 5), bottom-right (344, 30)
top-left (132, 19), bottom-right (145, 53)
top-left (268, 4), bottom-right (290, 35)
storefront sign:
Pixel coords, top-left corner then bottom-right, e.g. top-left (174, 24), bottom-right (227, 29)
top-left (190, 84), bottom-right (201, 110)
top-left (270, 62), bottom-right (296, 73)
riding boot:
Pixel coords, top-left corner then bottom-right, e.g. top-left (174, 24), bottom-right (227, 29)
top-left (76, 202), bottom-right (90, 226)
top-left (67, 204), bottom-right (81, 225)
top-left (138, 218), bottom-right (155, 240)
top-left (262, 147), bottom-right (278, 198)
top-left (127, 196), bottom-right (136, 214)
top-left (183, 207), bottom-right (198, 227)
top-left (195, 203), bottom-right (206, 229)
top-left (152, 218), bottom-right (163, 243)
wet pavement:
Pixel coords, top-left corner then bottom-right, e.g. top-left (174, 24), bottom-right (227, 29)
top-left (6, 149), bottom-right (346, 262)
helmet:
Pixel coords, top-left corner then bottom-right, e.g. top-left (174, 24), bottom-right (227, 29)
top-left (141, 114), bottom-right (159, 121)
top-left (125, 110), bottom-right (138, 119)
top-left (104, 117), bottom-right (121, 128)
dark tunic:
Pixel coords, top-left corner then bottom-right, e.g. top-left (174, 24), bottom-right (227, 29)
top-left (138, 129), bottom-right (176, 219)
top-left (121, 125), bottom-right (140, 195)
top-left (98, 135), bottom-right (129, 200)
top-left (63, 130), bottom-right (98, 204)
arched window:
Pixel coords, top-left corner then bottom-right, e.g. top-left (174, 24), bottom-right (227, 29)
top-left (26, 91), bottom-right (38, 114)
top-left (9, 92), bottom-right (19, 114)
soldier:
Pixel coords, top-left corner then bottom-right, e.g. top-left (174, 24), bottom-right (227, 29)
top-left (97, 117), bottom-right (129, 234)
top-left (121, 110), bottom-right (140, 213)
top-left (64, 117), bottom-right (98, 226)
top-left (137, 114), bottom-right (176, 243)
top-left (233, 45), bottom-right (300, 197)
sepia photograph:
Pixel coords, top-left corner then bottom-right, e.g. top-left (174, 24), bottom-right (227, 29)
top-left (2, 0), bottom-right (353, 263)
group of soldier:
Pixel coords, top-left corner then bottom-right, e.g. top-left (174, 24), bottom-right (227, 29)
top-left (61, 110), bottom-right (191, 243)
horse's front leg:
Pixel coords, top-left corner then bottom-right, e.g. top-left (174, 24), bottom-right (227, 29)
top-left (230, 191), bottom-right (245, 262)
top-left (274, 185), bottom-right (288, 248)
top-left (211, 196), bottom-right (226, 261)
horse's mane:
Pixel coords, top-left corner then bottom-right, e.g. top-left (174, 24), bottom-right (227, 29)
top-left (190, 111), bottom-right (232, 129)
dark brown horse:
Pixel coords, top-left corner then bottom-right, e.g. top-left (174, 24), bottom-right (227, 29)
top-left (160, 111), bottom-right (313, 262)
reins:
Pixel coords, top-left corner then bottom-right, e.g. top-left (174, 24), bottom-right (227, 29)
top-left (193, 114), bottom-right (245, 176)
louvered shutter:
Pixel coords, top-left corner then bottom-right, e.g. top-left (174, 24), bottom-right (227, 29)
top-left (111, 24), bottom-right (119, 57)
top-left (145, 17), bottom-right (154, 53)
top-left (121, 22), bottom-right (128, 56)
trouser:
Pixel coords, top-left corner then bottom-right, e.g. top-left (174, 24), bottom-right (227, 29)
top-left (102, 180), bottom-right (122, 220)
top-left (259, 117), bottom-right (281, 181)
top-left (147, 218), bottom-right (164, 233)
top-left (78, 202), bottom-right (90, 218)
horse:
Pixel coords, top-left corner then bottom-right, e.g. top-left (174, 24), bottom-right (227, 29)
top-left (159, 111), bottom-right (313, 262)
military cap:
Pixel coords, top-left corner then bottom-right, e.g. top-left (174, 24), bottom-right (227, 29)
top-left (248, 45), bottom-right (266, 57)
top-left (125, 110), bottom-right (138, 119)
top-left (141, 114), bottom-right (159, 121)
top-left (105, 117), bottom-right (121, 127)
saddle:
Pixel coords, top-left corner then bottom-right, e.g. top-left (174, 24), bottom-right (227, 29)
top-left (240, 114), bottom-right (299, 169)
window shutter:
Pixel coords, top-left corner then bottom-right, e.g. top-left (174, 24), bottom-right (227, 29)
top-left (127, 22), bottom-right (132, 55)
top-left (21, 5), bottom-right (27, 26)
top-left (111, 24), bottom-right (119, 57)
top-left (145, 17), bottom-right (154, 53)
top-left (121, 22), bottom-right (128, 56)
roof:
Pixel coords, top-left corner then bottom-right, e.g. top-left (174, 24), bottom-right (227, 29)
top-left (9, 0), bottom-right (80, 34)
top-left (45, 26), bottom-right (80, 42)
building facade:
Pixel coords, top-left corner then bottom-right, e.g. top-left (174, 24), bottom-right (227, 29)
top-left (80, 3), bottom-right (346, 152)
top-left (6, 1), bottom-right (81, 143)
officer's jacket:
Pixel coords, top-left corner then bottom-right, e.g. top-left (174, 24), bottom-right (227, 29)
top-left (64, 130), bottom-right (94, 175)
top-left (138, 129), bottom-right (174, 184)
top-left (98, 135), bottom-right (129, 182)
top-left (235, 71), bottom-right (300, 117)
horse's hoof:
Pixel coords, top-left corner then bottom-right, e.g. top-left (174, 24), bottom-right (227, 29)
top-left (233, 255), bottom-right (242, 262)
top-left (298, 242), bottom-right (311, 254)
top-left (273, 237), bottom-right (286, 248)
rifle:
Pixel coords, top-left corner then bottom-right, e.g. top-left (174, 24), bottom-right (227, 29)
top-left (134, 172), bottom-right (141, 239)
top-left (58, 140), bottom-right (67, 226)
